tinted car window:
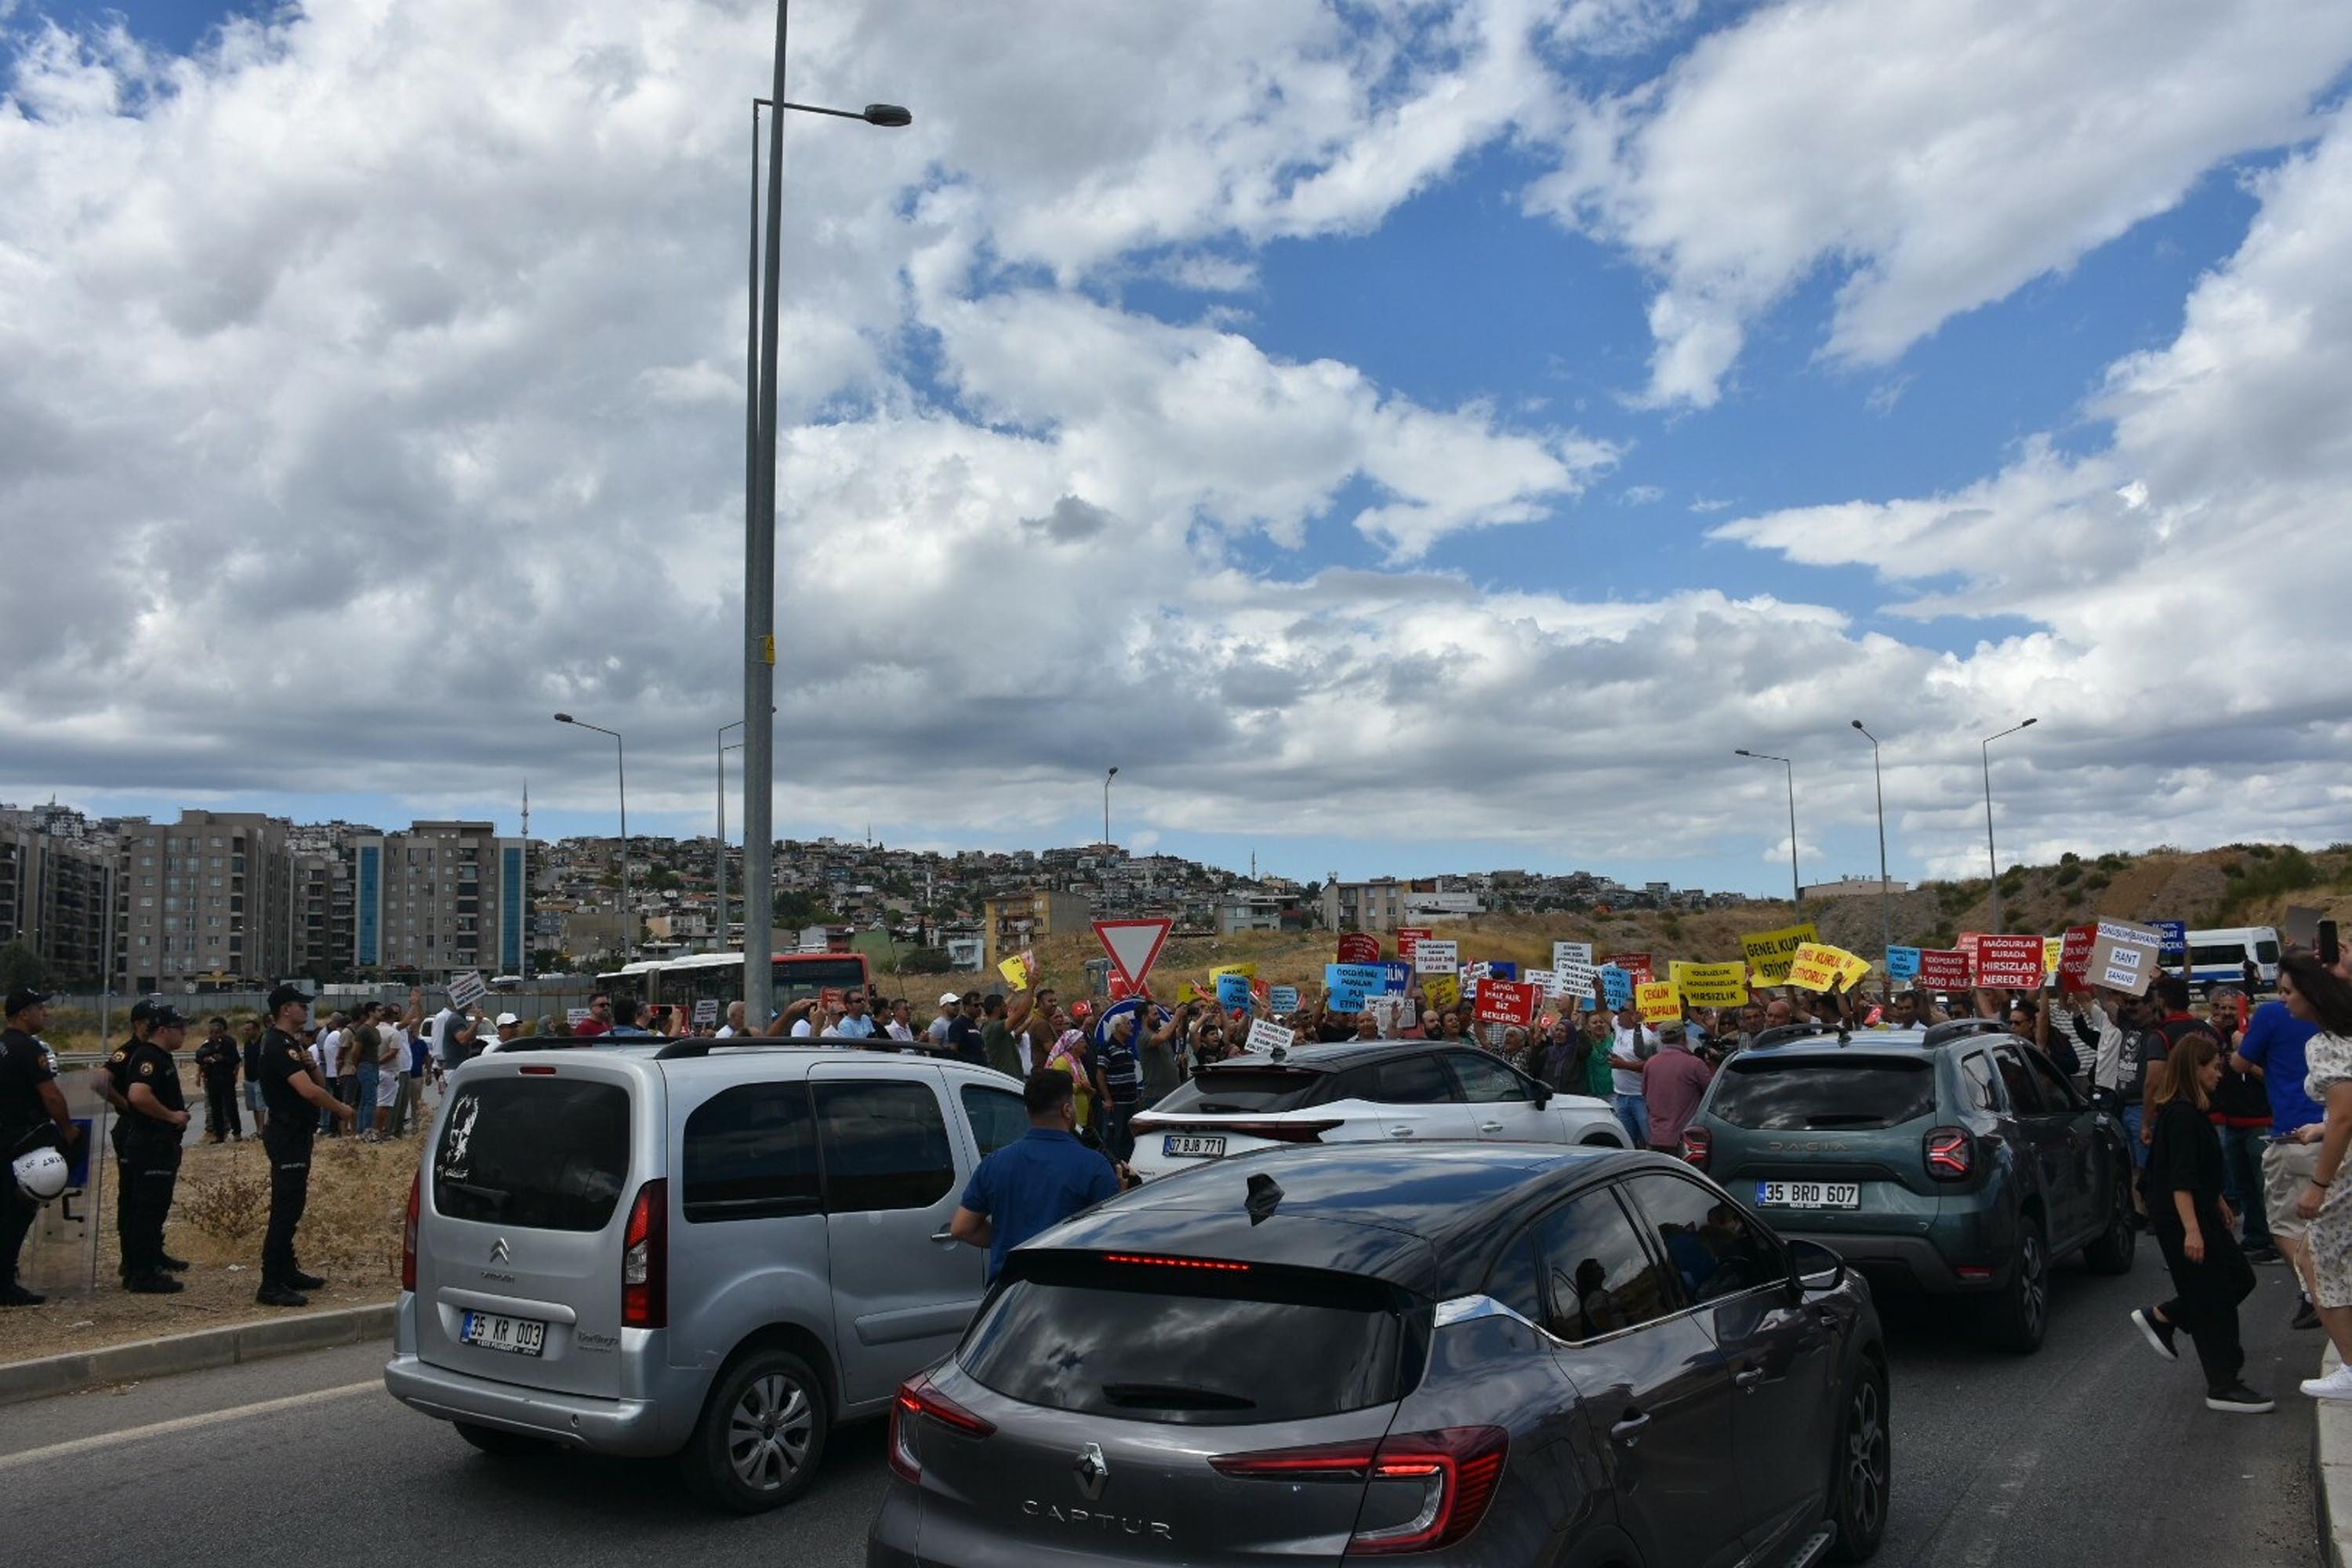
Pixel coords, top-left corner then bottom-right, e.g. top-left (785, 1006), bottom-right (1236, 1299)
top-left (681, 1082), bottom-right (820, 1223)
top-left (434, 1079), bottom-right (630, 1232)
top-left (812, 1080), bottom-right (954, 1213)
top-left (960, 1083), bottom-right (1029, 1156)
top-left (1486, 1236), bottom-right (1545, 1326)
top-left (1708, 1055), bottom-right (1937, 1131)
top-left (1530, 1189), bottom-right (1672, 1342)
top-left (1446, 1051), bottom-right (1530, 1103)
top-left (961, 1258), bottom-right (1415, 1427)
top-left (1152, 1067), bottom-right (1328, 1114)
top-left (1621, 1171), bottom-right (1783, 1306)
top-left (2027, 1051), bottom-right (2083, 1111)
top-left (1346, 1054), bottom-right (1456, 1105)
top-left (1992, 1047), bottom-right (2045, 1114)
top-left (1961, 1052), bottom-right (2002, 1113)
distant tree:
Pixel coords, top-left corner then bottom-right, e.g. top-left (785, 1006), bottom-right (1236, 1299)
top-left (0, 940), bottom-right (53, 995)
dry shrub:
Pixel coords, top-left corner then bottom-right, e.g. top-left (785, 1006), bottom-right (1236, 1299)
top-left (179, 1163), bottom-right (267, 1244)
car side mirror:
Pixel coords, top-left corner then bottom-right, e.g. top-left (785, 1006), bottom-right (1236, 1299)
top-left (1530, 1080), bottom-right (1554, 1106)
top-left (1787, 1238), bottom-right (1846, 1295)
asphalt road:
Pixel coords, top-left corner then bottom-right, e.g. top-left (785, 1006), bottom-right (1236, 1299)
top-left (0, 1243), bottom-right (2319, 1566)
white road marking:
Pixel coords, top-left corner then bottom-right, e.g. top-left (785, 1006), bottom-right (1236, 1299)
top-left (0, 1378), bottom-right (382, 1472)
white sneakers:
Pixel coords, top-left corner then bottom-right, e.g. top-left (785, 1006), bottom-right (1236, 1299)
top-left (2299, 1364), bottom-right (2352, 1402)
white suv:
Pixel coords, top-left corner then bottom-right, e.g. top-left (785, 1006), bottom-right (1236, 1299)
top-left (1126, 1039), bottom-right (1626, 1182)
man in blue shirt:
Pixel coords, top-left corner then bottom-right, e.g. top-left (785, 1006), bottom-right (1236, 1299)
top-left (949, 1069), bottom-right (1124, 1281)
top-left (2236, 996), bottom-right (2325, 1326)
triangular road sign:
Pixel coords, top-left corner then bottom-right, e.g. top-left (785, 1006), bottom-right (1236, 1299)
top-left (1094, 918), bottom-right (1174, 990)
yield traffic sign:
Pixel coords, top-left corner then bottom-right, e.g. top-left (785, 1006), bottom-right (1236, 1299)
top-left (1094, 919), bottom-right (1173, 991)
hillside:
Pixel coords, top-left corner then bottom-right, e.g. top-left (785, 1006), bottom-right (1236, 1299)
top-left (979, 841), bottom-right (2352, 993)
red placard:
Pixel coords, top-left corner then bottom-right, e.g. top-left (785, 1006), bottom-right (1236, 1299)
top-left (1395, 927), bottom-right (1434, 960)
top-left (1336, 932), bottom-right (1382, 966)
top-left (2058, 924), bottom-right (2097, 994)
top-left (1972, 935), bottom-right (2045, 989)
top-left (1108, 976), bottom-right (1134, 1002)
top-left (1602, 952), bottom-right (1653, 984)
top-left (1916, 949), bottom-right (1971, 990)
top-left (819, 988), bottom-right (844, 1012)
top-left (1472, 979), bottom-right (1541, 1027)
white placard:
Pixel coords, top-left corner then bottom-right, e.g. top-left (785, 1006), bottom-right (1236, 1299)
top-left (1523, 968), bottom-right (1557, 996)
top-left (1414, 939), bottom-right (1459, 975)
top-left (1246, 1018), bottom-right (1296, 1054)
top-left (1465, 960), bottom-right (1494, 981)
top-left (1552, 960), bottom-right (1597, 998)
top-left (693, 998), bottom-right (720, 1025)
top-left (1553, 942), bottom-right (1593, 971)
top-left (1365, 996), bottom-right (1406, 1036)
top-left (448, 971), bottom-right (488, 1010)
top-left (566, 1007), bottom-right (591, 1027)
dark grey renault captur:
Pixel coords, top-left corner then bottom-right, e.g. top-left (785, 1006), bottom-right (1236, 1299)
top-left (869, 1143), bottom-right (1886, 1568)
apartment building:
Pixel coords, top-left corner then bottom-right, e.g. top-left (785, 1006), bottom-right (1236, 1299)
top-left (0, 810), bottom-right (114, 985)
top-left (981, 889), bottom-right (1092, 970)
top-left (1319, 876), bottom-right (1408, 933)
top-left (112, 811), bottom-right (292, 991)
top-left (352, 820), bottom-right (529, 979)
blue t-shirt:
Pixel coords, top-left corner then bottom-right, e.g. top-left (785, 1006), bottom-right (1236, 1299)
top-left (2238, 1000), bottom-right (2323, 1131)
top-left (960, 1127), bottom-right (1120, 1281)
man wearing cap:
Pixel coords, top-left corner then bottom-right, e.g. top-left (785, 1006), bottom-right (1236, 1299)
top-left (255, 984), bottom-right (356, 1307)
top-left (100, 999), bottom-right (155, 1276)
top-left (1639, 1020), bottom-right (1715, 1158)
top-left (928, 993), bottom-right (961, 1051)
top-left (119, 1004), bottom-right (194, 1294)
top-left (2, 987), bottom-right (84, 1306)
top-left (193, 1016), bottom-right (242, 1143)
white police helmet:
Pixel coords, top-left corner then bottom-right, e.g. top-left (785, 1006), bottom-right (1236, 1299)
top-left (12, 1146), bottom-right (69, 1203)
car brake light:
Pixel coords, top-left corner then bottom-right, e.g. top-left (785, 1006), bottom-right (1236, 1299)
top-left (401, 1166), bottom-right (420, 1291)
top-left (1680, 1126), bottom-right (1711, 1170)
top-left (621, 1178), bottom-right (667, 1329)
top-left (1925, 1127), bottom-right (1973, 1181)
top-left (888, 1371), bottom-right (996, 1484)
top-left (1212, 1426), bottom-right (1508, 1555)
top-left (1104, 1253), bottom-right (1250, 1272)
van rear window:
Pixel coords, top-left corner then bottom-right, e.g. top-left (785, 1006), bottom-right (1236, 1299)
top-left (1709, 1056), bottom-right (1936, 1131)
top-left (434, 1079), bottom-right (631, 1232)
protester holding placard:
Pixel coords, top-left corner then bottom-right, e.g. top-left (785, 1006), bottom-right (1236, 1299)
top-left (1608, 1002), bottom-right (1659, 1145)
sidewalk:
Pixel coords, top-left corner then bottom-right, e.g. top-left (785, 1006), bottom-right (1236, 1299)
top-left (0, 1299), bottom-right (394, 1406)
top-left (2321, 1344), bottom-right (2352, 1566)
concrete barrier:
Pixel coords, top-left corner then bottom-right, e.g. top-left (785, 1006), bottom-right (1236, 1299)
top-left (0, 1300), bottom-right (395, 1407)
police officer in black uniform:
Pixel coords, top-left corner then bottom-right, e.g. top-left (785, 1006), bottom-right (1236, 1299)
top-left (120, 1005), bottom-right (193, 1294)
top-left (193, 1016), bottom-right (242, 1142)
top-left (2, 986), bottom-right (84, 1307)
top-left (101, 999), bottom-right (156, 1283)
top-left (256, 985), bottom-right (354, 1307)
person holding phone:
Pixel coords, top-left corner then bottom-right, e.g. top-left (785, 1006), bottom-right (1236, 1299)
top-left (2238, 962), bottom-right (2329, 1328)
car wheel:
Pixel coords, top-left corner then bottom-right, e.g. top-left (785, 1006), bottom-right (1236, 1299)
top-left (1984, 1214), bottom-right (2049, 1352)
top-left (453, 1421), bottom-right (550, 1458)
top-left (1827, 1359), bottom-right (1889, 1562)
top-left (2083, 1176), bottom-right (2137, 1275)
top-left (678, 1347), bottom-right (829, 1514)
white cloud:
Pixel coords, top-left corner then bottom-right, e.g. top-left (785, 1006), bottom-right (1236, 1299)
top-left (1530, 0), bottom-right (2352, 405)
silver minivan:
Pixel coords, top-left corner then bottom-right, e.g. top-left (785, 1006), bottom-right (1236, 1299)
top-left (383, 1036), bottom-right (1030, 1511)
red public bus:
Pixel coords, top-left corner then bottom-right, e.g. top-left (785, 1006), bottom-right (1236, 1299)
top-left (595, 949), bottom-right (873, 1014)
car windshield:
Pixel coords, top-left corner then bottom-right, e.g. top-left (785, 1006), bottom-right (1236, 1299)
top-left (1709, 1055), bottom-right (1937, 1131)
top-left (960, 1254), bottom-right (1419, 1426)
top-left (1150, 1067), bottom-right (1328, 1115)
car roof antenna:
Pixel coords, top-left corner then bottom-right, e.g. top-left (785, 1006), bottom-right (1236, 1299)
top-left (1245, 1172), bottom-right (1284, 1225)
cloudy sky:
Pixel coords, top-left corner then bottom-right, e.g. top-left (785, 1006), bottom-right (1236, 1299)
top-left (4, 0), bottom-right (2349, 895)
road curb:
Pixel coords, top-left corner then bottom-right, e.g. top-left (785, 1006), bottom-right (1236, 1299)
top-left (2317, 1345), bottom-right (2352, 1568)
top-left (0, 1300), bottom-right (395, 1408)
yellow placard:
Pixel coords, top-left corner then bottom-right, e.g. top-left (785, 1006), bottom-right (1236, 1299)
top-left (1670, 961), bottom-right (1751, 1008)
top-left (997, 956), bottom-right (1029, 990)
top-left (1837, 951), bottom-right (1874, 990)
top-left (1422, 972), bottom-right (1462, 1011)
top-left (1740, 922), bottom-right (1821, 984)
top-left (1787, 942), bottom-right (1858, 993)
top-left (1207, 962), bottom-right (1258, 980)
top-left (2042, 937), bottom-right (2063, 976)
top-left (1635, 979), bottom-right (1683, 1024)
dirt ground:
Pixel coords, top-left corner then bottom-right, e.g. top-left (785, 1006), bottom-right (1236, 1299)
top-left (3, 1122), bottom-right (418, 1365)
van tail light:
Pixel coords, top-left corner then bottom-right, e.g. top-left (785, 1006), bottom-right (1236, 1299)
top-left (1680, 1126), bottom-right (1711, 1170)
top-left (1924, 1127), bottom-right (1973, 1181)
top-left (401, 1166), bottom-right (421, 1291)
top-left (1212, 1425), bottom-right (1508, 1555)
top-left (621, 1178), bottom-right (668, 1329)
top-left (888, 1371), bottom-right (996, 1484)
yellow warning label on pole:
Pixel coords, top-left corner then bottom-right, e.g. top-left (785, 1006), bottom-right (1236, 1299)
top-left (760, 635), bottom-right (775, 666)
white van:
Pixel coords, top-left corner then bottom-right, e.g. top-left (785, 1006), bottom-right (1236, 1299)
top-left (2185, 927), bottom-right (2281, 993)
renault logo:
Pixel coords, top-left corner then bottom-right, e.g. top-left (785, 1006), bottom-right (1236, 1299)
top-left (489, 1237), bottom-right (511, 1264)
top-left (1073, 1442), bottom-right (1109, 1501)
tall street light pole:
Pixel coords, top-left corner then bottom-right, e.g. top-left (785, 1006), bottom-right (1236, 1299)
top-left (1851, 720), bottom-right (1891, 956)
top-left (717, 718), bottom-right (747, 949)
top-left (1104, 766), bottom-right (1119, 848)
top-left (1982, 717), bottom-right (2038, 935)
top-left (742, 11), bottom-right (911, 1030)
top-left (1736, 750), bottom-right (1801, 907)
top-left (554, 713), bottom-right (630, 960)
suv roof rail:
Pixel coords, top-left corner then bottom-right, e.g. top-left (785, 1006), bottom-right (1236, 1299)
top-left (1922, 1018), bottom-right (2013, 1048)
top-left (1751, 1022), bottom-right (1853, 1051)
top-left (651, 1034), bottom-right (952, 1062)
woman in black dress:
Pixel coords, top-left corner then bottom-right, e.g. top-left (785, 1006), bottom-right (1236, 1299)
top-left (2131, 1031), bottom-right (2271, 1413)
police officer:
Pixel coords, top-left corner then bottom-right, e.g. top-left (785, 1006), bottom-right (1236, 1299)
top-left (193, 1016), bottom-right (242, 1142)
top-left (2, 986), bottom-right (85, 1307)
top-left (120, 1004), bottom-right (193, 1294)
top-left (255, 985), bottom-right (354, 1307)
top-left (100, 999), bottom-right (160, 1283)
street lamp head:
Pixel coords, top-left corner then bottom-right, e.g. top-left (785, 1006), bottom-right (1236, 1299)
top-left (1850, 719), bottom-right (1864, 731)
top-left (862, 103), bottom-right (913, 127)
top-left (1108, 766), bottom-right (1120, 779)
top-left (1734, 749), bottom-right (1751, 757)
top-left (553, 713), bottom-right (574, 724)
top-left (2021, 717), bottom-right (2038, 728)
